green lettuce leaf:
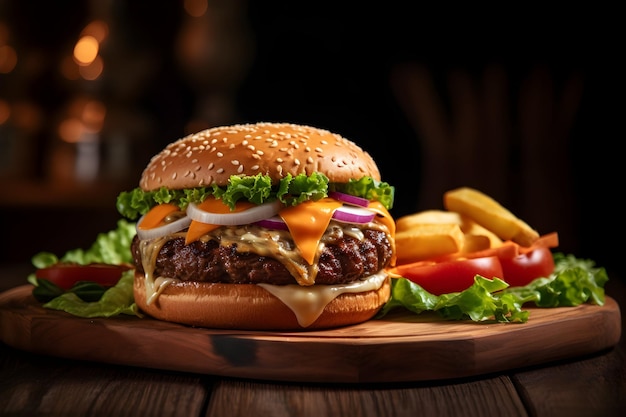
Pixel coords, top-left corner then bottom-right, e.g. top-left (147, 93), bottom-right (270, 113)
top-left (116, 173), bottom-right (394, 220)
top-left (378, 252), bottom-right (608, 323)
top-left (28, 220), bottom-right (139, 318)
top-left (41, 270), bottom-right (139, 318)
top-left (330, 177), bottom-right (395, 210)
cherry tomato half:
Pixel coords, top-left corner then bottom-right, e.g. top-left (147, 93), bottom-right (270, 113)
top-left (499, 246), bottom-right (555, 287)
top-left (393, 256), bottom-right (504, 295)
top-left (35, 263), bottom-right (132, 290)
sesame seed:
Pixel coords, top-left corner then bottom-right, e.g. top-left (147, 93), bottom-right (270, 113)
top-left (315, 147), bottom-right (323, 153)
top-left (191, 159), bottom-right (198, 164)
top-left (231, 160), bottom-right (240, 165)
top-left (216, 152), bottom-right (224, 157)
top-left (307, 157), bottom-right (314, 163)
top-left (256, 150), bottom-right (264, 155)
top-left (321, 140), bottom-right (328, 145)
top-left (294, 159), bottom-right (300, 165)
top-left (229, 144), bottom-right (235, 149)
top-left (172, 172), bottom-right (177, 179)
top-left (216, 168), bottom-right (224, 174)
top-left (276, 157), bottom-right (283, 163)
top-left (252, 154), bottom-right (261, 160)
top-left (251, 165), bottom-right (259, 170)
top-left (208, 162), bottom-right (214, 170)
top-left (237, 165), bottom-right (244, 173)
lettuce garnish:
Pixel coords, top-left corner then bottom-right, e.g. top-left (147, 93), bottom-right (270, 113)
top-left (116, 173), bottom-right (394, 220)
top-left (40, 270), bottom-right (139, 318)
top-left (27, 219), bottom-right (139, 317)
top-left (378, 253), bottom-right (608, 323)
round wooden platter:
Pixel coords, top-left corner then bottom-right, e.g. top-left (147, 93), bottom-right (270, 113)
top-left (0, 285), bottom-right (621, 383)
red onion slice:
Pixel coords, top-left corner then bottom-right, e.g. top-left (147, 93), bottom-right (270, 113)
top-left (332, 206), bottom-right (376, 224)
top-left (328, 191), bottom-right (370, 207)
top-left (254, 216), bottom-right (289, 230)
top-left (186, 200), bottom-right (281, 226)
top-left (136, 215), bottom-right (191, 240)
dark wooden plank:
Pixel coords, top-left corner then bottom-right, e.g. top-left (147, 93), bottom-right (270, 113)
top-left (512, 347), bottom-right (626, 417)
top-left (206, 376), bottom-right (529, 417)
top-left (0, 342), bottom-right (211, 417)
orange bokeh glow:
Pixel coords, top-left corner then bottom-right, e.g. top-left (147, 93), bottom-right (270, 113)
top-left (73, 35), bottom-right (99, 66)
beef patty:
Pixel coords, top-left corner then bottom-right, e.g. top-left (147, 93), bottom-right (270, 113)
top-left (131, 227), bottom-right (393, 286)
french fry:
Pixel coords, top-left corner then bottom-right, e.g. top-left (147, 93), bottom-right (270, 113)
top-left (443, 187), bottom-right (539, 246)
top-left (395, 223), bottom-right (464, 264)
top-left (396, 210), bottom-right (463, 232)
top-left (460, 221), bottom-right (503, 248)
top-left (460, 234), bottom-right (491, 253)
top-left (396, 209), bottom-right (503, 249)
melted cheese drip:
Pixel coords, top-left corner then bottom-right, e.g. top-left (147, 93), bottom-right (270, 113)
top-left (278, 198), bottom-right (342, 265)
top-left (139, 234), bottom-right (184, 305)
top-left (258, 271), bottom-right (387, 327)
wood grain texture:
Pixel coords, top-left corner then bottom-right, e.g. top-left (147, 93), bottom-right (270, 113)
top-left (207, 376), bottom-right (529, 417)
top-left (0, 285), bottom-right (621, 383)
top-left (0, 344), bottom-right (211, 417)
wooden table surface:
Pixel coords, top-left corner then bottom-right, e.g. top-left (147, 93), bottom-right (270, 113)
top-left (1, 263), bottom-right (625, 417)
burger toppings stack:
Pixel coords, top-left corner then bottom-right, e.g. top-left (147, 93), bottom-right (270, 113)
top-left (115, 122), bottom-right (396, 330)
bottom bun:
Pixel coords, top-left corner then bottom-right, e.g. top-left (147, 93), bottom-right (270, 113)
top-left (133, 272), bottom-right (391, 330)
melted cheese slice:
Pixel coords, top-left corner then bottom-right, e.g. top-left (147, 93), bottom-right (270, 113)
top-left (278, 198), bottom-right (342, 265)
top-left (367, 201), bottom-right (396, 238)
top-left (258, 271), bottom-right (388, 327)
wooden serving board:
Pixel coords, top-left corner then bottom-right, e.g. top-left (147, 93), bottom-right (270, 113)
top-left (0, 285), bottom-right (621, 383)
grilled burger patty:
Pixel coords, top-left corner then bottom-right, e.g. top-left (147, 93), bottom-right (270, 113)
top-left (131, 226), bottom-right (393, 286)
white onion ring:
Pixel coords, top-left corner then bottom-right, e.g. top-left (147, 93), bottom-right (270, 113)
top-left (332, 205), bottom-right (376, 224)
top-left (187, 201), bottom-right (281, 226)
top-left (328, 191), bottom-right (370, 207)
top-left (136, 215), bottom-right (191, 240)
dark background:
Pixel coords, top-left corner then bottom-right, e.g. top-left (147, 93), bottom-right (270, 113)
top-left (0, 1), bottom-right (621, 277)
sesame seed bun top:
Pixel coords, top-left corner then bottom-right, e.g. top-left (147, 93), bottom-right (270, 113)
top-left (139, 122), bottom-right (381, 191)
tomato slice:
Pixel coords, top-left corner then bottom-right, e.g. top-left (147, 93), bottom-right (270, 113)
top-left (391, 256), bottom-right (504, 295)
top-left (35, 263), bottom-right (133, 290)
top-left (499, 246), bottom-right (555, 287)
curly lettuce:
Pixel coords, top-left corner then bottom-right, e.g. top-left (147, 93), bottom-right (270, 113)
top-left (28, 220), bottom-right (139, 317)
top-left (378, 252), bottom-right (608, 323)
top-left (116, 173), bottom-right (394, 220)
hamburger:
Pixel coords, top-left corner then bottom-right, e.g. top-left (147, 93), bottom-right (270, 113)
top-left (116, 122), bottom-right (396, 330)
